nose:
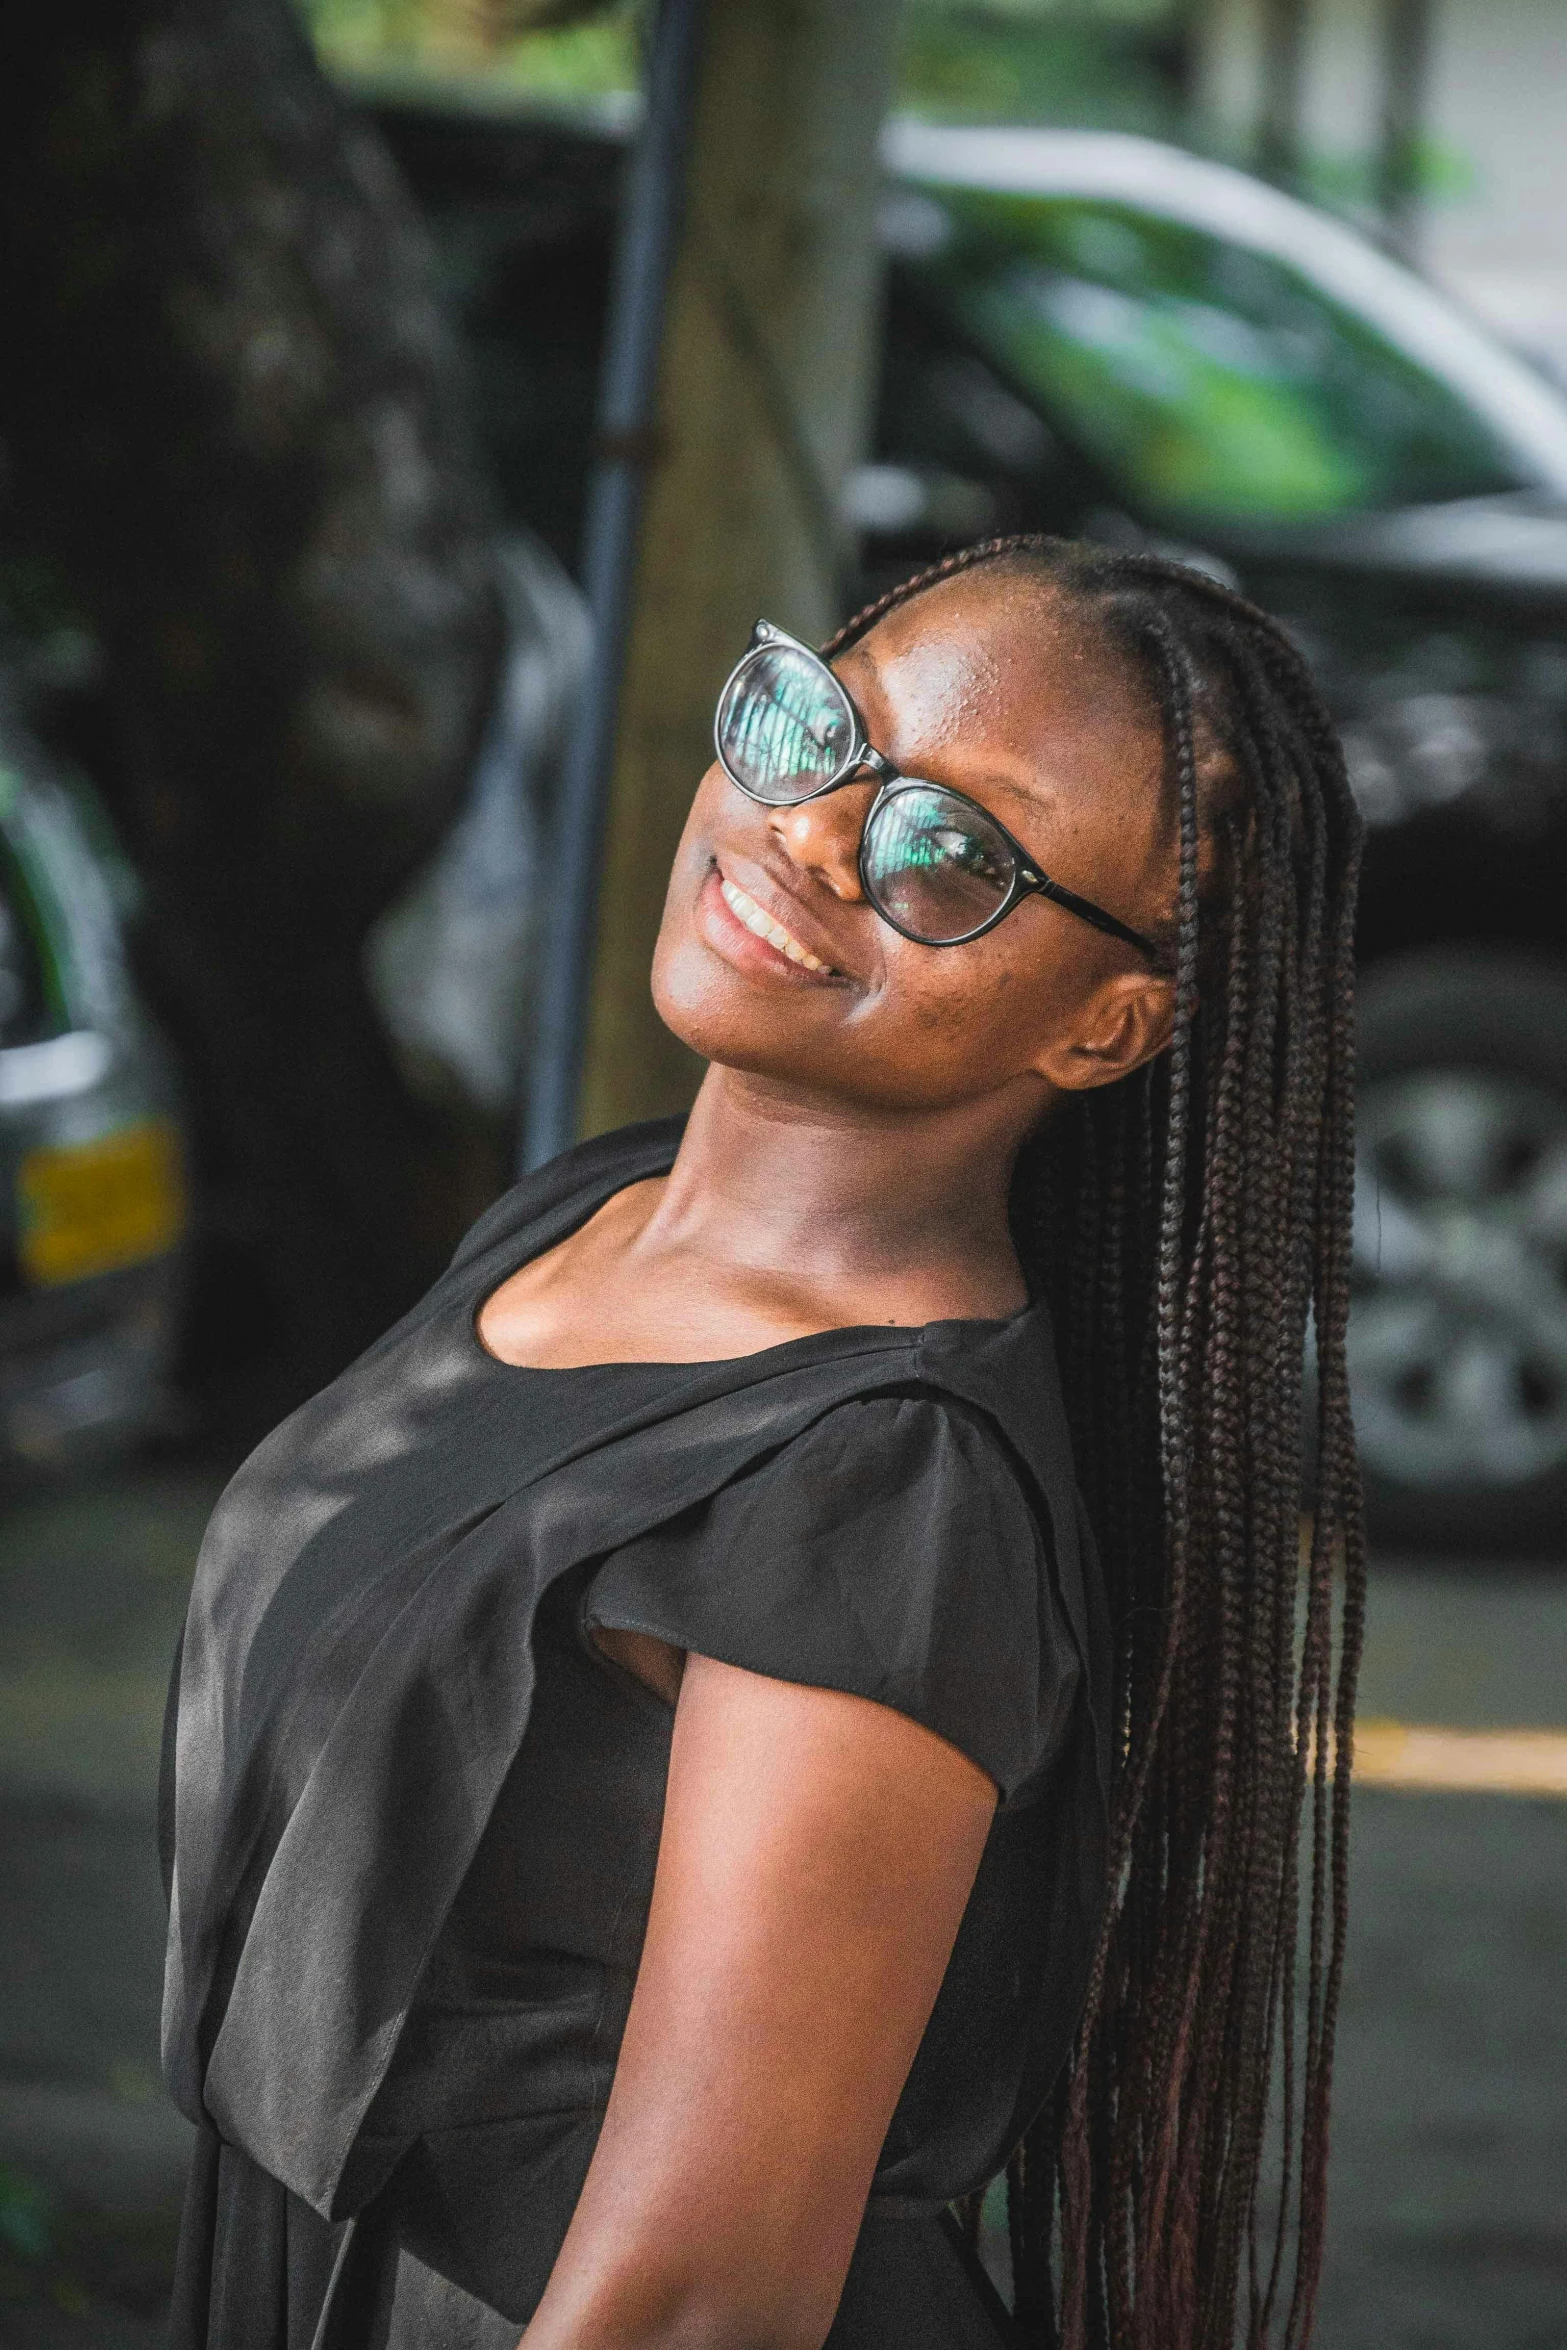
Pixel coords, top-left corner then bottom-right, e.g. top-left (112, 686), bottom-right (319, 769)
top-left (765, 778), bottom-right (877, 902)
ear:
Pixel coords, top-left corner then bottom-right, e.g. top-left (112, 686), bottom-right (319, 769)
top-left (1027, 971), bottom-right (1176, 1093)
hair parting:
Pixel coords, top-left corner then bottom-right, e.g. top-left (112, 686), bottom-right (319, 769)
top-left (828, 537), bottom-right (1367, 2350)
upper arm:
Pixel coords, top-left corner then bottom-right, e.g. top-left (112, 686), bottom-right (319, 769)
top-left (521, 1654), bottom-right (998, 2350)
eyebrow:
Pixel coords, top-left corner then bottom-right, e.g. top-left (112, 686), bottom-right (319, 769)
top-left (971, 769), bottom-right (1059, 820)
top-left (904, 760), bottom-right (1062, 840)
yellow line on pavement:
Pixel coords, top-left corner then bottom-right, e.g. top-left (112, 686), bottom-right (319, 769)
top-left (1355, 1718), bottom-right (1567, 1797)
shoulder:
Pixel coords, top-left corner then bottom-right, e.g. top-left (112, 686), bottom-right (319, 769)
top-left (729, 1387), bottom-right (1044, 1569)
top-left (589, 1388), bottom-right (1073, 1799)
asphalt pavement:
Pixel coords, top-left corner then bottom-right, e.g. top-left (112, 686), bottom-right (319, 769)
top-left (0, 1467), bottom-right (1563, 2347)
top-left (0, 1469), bottom-right (217, 2347)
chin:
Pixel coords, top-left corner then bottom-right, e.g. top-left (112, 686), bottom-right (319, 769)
top-left (650, 927), bottom-right (827, 1082)
top-left (651, 929), bottom-right (976, 1116)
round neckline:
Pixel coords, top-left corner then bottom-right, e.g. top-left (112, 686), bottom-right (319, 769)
top-left (469, 1282), bottom-right (1043, 1377)
top-left (470, 1306), bottom-right (933, 1379)
top-left (466, 1170), bottom-right (1036, 1378)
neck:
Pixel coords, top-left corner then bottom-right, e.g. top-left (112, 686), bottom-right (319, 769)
top-left (641, 1064), bottom-right (1050, 1308)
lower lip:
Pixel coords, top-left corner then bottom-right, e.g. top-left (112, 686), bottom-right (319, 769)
top-left (697, 868), bottom-right (841, 986)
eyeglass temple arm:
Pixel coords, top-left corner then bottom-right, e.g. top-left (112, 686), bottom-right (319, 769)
top-left (1024, 869), bottom-right (1160, 961)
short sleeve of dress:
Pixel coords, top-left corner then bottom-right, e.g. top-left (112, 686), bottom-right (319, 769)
top-left (583, 1391), bottom-right (1080, 1801)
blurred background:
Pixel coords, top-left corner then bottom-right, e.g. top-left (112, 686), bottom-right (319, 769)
top-left (0, 0), bottom-right (1564, 2341)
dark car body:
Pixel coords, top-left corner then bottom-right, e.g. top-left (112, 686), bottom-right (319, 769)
top-left (369, 92), bottom-right (1567, 1551)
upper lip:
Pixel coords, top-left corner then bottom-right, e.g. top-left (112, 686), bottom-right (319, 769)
top-left (713, 853), bottom-right (859, 979)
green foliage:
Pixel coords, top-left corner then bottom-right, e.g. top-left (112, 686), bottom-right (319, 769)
top-left (899, 0), bottom-right (1186, 133)
top-left (293, 0), bottom-right (1194, 132)
top-left (293, 0), bottom-right (640, 101)
top-left (290, 0), bottom-right (1475, 253)
top-left (1303, 132), bottom-right (1479, 212)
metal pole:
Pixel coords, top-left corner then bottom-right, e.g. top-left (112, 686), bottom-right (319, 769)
top-left (521, 0), bottom-right (705, 1172)
top-left (1377, 0), bottom-right (1434, 265)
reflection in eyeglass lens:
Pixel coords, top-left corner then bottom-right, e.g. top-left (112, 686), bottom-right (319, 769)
top-left (863, 787), bottom-right (1015, 941)
top-left (721, 651), bottom-right (853, 802)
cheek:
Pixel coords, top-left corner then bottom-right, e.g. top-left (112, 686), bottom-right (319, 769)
top-left (670, 767), bottom-right (725, 876)
top-left (903, 928), bottom-right (1099, 1093)
top-left (649, 836), bottom-right (716, 1025)
top-left (652, 774), bottom-right (725, 935)
top-left (875, 937), bottom-right (1060, 1079)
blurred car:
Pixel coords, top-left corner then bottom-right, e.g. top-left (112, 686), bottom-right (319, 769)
top-left (368, 94), bottom-right (1567, 1552)
top-left (0, 690), bottom-right (185, 1474)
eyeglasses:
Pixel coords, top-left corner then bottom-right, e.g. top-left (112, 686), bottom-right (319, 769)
top-left (713, 620), bottom-right (1159, 958)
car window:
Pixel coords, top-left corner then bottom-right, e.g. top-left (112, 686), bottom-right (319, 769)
top-left (911, 190), bottom-right (1531, 525)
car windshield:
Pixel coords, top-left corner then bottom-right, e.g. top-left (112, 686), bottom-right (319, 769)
top-left (914, 189), bottom-right (1532, 525)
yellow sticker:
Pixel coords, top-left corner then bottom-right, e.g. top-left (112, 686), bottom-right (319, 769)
top-left (18, 1118), bottom-right (186, 1287)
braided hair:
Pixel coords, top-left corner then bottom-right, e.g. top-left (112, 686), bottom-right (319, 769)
top-left (825, 538), bottom-right (1365, 2350)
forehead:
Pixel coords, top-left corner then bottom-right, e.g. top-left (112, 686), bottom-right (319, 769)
top-left (835, 569), bottom-right (1163, 822)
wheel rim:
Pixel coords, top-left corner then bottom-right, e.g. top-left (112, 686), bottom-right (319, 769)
top-left (1351, 1067), bottom-right (1567, 1492)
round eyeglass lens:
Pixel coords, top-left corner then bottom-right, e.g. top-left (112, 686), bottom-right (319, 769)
top-left (717, 646), bottom-right (855, 806)
top-left (861, 785), bottom-right (1017, 943)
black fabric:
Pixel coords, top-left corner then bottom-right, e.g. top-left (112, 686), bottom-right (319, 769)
top-left (347, 2210), bottom-right (1023, 2350)
top-left (171, 2187), bottom-right (1020, 2350)
top-left (163, 1116), bottom-right (1110, 2348)
top-left (584, 1392), bottom-right (1072, 1796)
top-left (171, 2125), bottom-right (348, 2350)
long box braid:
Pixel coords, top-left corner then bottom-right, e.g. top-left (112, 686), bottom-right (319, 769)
top-left (826, 537), bottom-right (1366, 2350)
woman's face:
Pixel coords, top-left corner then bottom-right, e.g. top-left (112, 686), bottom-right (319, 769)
top-left (651, 569), bottom-right (1180, 1116)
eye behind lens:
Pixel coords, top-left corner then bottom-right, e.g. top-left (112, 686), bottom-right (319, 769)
top-left (862, 785), bottom-right (1017, 944)
top-left (717, 647), bottom-right (855, 806)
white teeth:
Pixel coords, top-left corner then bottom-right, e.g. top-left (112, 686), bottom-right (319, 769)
top-left (720, 878), bottom-right (831, 972)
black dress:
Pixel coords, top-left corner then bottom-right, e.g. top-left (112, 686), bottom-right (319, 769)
top-left (161, 1118), bottom-right (1111, 2350)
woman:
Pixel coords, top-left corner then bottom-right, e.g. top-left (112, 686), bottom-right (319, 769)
top-left (162, 537), bottom-right (1365, 2350)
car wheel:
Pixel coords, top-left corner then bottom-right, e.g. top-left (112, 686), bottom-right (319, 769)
top-left (1351, 950), bottom-right (1567, 1554)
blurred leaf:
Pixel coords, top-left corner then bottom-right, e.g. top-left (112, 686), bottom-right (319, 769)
top-left (1304, 134), bottom-right (1480, 213)
top-left (899, 0), bottom-right (1189, 133)
top-left (294, 0), bottom-right (639, 94)
top-left (457, 0), bottom-right (624, 31)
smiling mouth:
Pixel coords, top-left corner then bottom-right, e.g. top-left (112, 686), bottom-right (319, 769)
top-left (718, 876), bottom-right (837, 974)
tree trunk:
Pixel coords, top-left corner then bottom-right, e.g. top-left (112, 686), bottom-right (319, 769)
top-left (0, 0), bottom-right (505, 1401)
top-left (575, 0), bottom-right (904, 1139)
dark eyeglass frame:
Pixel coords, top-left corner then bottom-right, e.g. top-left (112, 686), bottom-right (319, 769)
top-left (714, 620), bottom-right (1160, 959)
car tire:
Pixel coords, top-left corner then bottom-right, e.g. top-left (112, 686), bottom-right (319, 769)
top-left (1352, 948), bottom-right (1567, 1555)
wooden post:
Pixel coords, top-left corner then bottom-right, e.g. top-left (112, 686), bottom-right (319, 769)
top-left (574, 0), bottom-right (904, 1140)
